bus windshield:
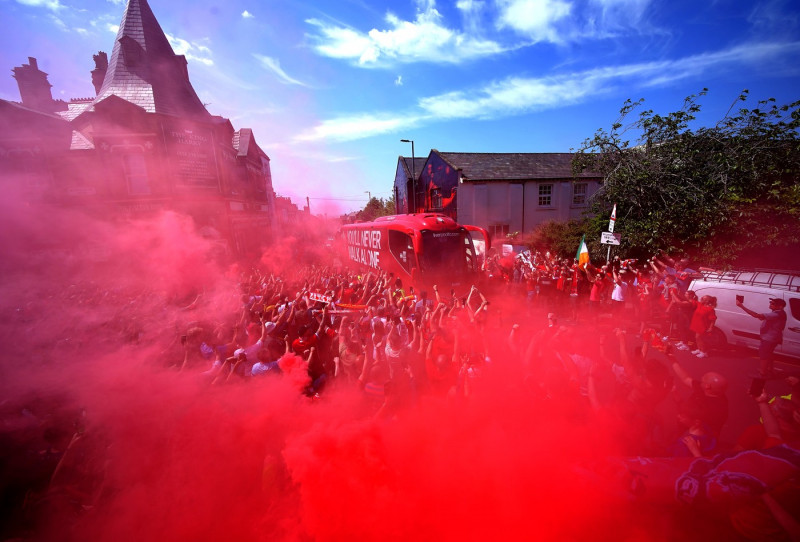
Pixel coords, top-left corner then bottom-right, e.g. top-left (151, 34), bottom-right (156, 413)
top-left (419, 230), bottom-right (473, 275)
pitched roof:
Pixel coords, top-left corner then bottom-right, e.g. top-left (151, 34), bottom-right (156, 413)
top-left (399, 156), bottom-right (426, 179)
top-left (92, 0), bottom-right (209, 119)
top-left (70, 130), bottom-right (95, 150)
top-left (435, 151), bottom-right (599, 181)
top-left (58, 100), bottom-right (93, 122)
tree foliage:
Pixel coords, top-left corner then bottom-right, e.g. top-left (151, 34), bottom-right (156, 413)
top-left (355, 197), bottom-right (396, 222)
top-left (572, 90), bottom-right (800, 266)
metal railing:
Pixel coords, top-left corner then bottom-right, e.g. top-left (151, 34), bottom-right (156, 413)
top-left (697, 269), bottom-right (800, 292)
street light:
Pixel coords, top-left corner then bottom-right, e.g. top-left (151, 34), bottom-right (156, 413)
top-left (400, 139), bottom-right (415, 213)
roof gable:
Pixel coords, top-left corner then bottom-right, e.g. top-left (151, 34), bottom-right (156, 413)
top-left (399, 156), bottom-right (426, 179)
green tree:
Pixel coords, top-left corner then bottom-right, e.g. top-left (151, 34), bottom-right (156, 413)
top-left (572, 90), bottom-right (800, 266)
top-left (356, 197), bottom-right (396, 222)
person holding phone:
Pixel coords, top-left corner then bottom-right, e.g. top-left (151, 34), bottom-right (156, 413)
top-left (736, 297), bottom-right (788, 377)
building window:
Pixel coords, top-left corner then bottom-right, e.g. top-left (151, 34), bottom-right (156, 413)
top-left (123, 154), bottom-right (151, 195)
top-left (431, 188), bottom-right (443, 210)
top-left (538, 184), bottom-right (553, 206)
top-left (572, 182), bottom-right (587, 205)
top-left (490, 224), bottom-right (509, 241)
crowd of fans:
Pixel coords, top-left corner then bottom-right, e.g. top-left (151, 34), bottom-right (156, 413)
top-left (153, 248), bottom-right (800, 538)
top-left (178, 244), bottom-right (799, 538)
top-left (3, 237), bottom-right (798, 540)
top-left (179, 248), bottom-right (798, 446)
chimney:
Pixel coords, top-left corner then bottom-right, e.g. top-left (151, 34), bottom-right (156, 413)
top-left (12, 57), bottom-right (58, 113)
top-left (91, 51), bottom-right (108, 95)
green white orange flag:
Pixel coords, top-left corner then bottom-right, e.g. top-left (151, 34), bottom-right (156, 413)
top-left (576, 234), bottom-right (590, 269)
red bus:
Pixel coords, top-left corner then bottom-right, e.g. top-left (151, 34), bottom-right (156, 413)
top-left (341, 213), bottom-right (489, 289)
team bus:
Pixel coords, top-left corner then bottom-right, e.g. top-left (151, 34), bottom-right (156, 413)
top-left (340, 214), bottom-right (490, 289)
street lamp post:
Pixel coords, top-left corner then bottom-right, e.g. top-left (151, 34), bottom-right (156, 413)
top-left (400, 139), bottom-right (415, 213)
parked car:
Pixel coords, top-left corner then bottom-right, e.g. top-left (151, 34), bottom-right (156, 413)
top-left (689, 270), bottom-right (800, 359)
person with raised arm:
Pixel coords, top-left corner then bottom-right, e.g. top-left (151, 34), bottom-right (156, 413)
top-left (736, 297), bottom-right (788, 378)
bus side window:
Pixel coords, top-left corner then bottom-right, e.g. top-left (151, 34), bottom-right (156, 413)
top-left (389, 230), bottom-right (415, 273)
top-left (464, 236), bottom-right (476, 272)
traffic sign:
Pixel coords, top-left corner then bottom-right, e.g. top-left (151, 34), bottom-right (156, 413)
top-left (601, 232), bottom-right (621, 245)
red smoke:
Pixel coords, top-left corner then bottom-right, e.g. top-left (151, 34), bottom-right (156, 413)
top-left (0, 185), bottom-right (721, 542)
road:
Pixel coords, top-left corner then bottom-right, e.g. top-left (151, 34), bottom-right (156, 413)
top-left (648, 339), bottom-right (798, 449)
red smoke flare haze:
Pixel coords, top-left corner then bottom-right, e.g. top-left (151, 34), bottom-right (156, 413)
top-left (0, 184), bottom-right (736, 542)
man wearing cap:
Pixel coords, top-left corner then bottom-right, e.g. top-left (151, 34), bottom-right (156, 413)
top-left (736, 297), bottom-right (788, 377)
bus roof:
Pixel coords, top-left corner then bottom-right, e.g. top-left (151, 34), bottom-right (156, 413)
top-left (344, 213), bottom-right (462, 233)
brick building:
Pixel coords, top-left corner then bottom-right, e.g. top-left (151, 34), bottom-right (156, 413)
top-left (0, 0), bottom-right (276, 257)
top-left (394, 150), bottom-right (602, 242)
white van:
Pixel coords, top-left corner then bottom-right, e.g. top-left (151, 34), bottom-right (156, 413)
top-left (689, 270), bottom-right (800, 359)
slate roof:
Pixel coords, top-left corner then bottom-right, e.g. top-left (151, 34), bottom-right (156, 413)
top-left (92, 0), bottom-right (210, 119)
top-left (435, 151), bottom-right (599, 181)
top-left (399, 156), bottom-right (427, 179)
top-left (70, 130), bottom-right (95, 150)
top-left (58, 100), bottom-right (93, 122)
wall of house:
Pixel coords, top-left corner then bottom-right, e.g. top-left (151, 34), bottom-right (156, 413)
top-left (393, 161), bottom-right (410, 214)
top-left (457, 179), bottom-right (600, 241)
top-left (418, 152), bottom-right (458, 218)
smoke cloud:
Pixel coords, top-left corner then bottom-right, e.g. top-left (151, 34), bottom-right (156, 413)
top-left (0, 182), bottom-right (720, 542)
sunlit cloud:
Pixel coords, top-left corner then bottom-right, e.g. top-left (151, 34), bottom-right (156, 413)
top-left (166, 34), bottom-right (214, 66)
top-left (252, 55), bottom-right (310, 87)
top-left (293, 113), bottom-right (424, 142)
top-left (420, 41), bottom-right (800, 118)
top-left (306, 0), bottom-right (507, 66)
top-left (296, 40), bottom-right (800, 141)
top-left (395, 75), bottom-right (403, 86)
top-left (107, 23), bottom-right (119, 33)
top-left (456, 0), bottom-right (488, 35)
top-left (242, 10), bottom-right (254, 19)
top-left (495, 0), bottom-right (572, 43)
top-left (15, 0), bottom-right (62, 10)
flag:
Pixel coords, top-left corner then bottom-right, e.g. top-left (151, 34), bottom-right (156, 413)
top-left (609, 203), bottom-right (617, 233)
top-left (576, 234), bottom-right (590, 270)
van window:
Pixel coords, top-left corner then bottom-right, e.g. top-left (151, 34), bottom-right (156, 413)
top-left (790, 298), bottom-right (800, 320)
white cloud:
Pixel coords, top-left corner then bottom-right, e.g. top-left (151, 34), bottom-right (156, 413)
top-left (15, 0), bottom-right (62, 10)
top-left (166, 34), bottom-right (214, 66)
top-left (75, 27), bottom-right (89, 35)
top-left (295, 40), bottom-right (800, 141)
top-left (306, 1), bottom-right (506, 66)
top-left (456, 0), bottom-right (487, 34)
top-left (395, 75), bottom-right (403, 86)
top-left (419, 41), bottom-right (800, 119)
top-left (253, 54), bottom-right (309, 87)
top-left (495, 0), bottom-right (572, 43)
top-left (107, 23), bottom-right (119, 34)
top-left (242, 10), bottom-right (254, 19)
top-left (105, 0), bottom-right (125, 5)
top-left (294, 113), bottom-right (423, 142)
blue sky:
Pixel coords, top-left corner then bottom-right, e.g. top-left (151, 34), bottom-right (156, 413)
top-left (1, 0), bottom-right (799, 214)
